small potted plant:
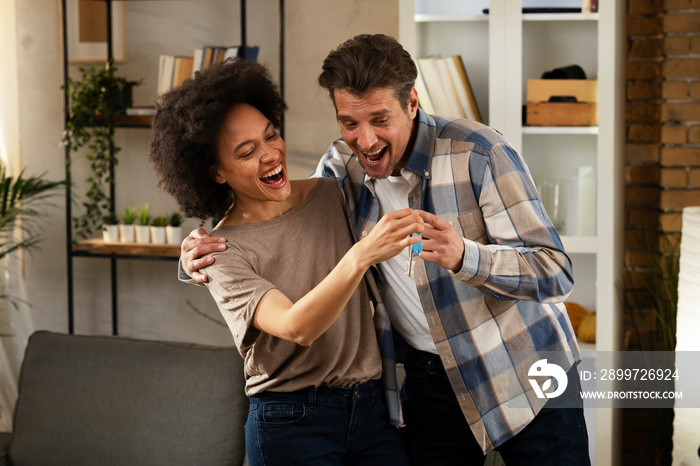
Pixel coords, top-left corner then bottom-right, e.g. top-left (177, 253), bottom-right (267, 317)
top-left (119, 205), bottom-right (136, 243)
top-left (135, 204), bottom-right (151, 243)
top-left (150, 216), bottom-right (168, 244)
top-left (101, 213), bottom-right (119, 243)
top-left (166, 212), bottom-right (184, 245)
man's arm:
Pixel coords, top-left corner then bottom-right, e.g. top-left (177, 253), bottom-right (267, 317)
top-left (417, 142), bottom-right (574, 304)
top-left (178, 228), bottom-right (227, 283)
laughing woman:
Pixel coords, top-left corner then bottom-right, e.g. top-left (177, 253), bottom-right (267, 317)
top-left (148, 59), bottom-right (421, 466)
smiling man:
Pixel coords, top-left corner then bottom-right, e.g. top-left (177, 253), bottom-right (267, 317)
top-left (311, 34), bottom-right (589, 466)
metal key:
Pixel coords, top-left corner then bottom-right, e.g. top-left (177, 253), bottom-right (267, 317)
top-left (405, 244), bottom-right (415, 277)
top-left (405, 234), bottom-right (421, 277)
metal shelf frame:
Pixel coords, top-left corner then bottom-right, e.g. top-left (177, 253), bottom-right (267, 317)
top-left (61, 0), bottom-right (285, 335)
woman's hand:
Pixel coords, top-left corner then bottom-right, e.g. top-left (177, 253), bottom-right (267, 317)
top-left (354, 208), bottom-right (424, 268)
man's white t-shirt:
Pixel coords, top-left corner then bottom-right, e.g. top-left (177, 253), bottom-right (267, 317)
top-left (373, 173), bottom-right (438, 354)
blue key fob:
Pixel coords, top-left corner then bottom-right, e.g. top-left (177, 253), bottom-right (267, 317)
top-left (411, 233), bottom-right (422, 255)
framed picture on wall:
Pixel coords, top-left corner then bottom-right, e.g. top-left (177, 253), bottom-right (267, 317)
top-left (65, 0), bottom-right (126, 63)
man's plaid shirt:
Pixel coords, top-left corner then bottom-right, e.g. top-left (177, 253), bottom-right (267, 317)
top-left (313, 109), bottom-right (581, 453)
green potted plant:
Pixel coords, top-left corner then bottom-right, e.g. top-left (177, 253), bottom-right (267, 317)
top-left (166, 212), bottom-right (184, 245)
top-left (150, 216), bottom-right (168, 244)
top-left (118, 205), bottom-right (136, 243)
top-left (0, 162), bottom-right (65, 303)
top-left (62, 59), bottom-right (141, 240)
top-left (101, 212), bottom-right (119, 243)
top-left (135, 204), bottom-right (151, 243)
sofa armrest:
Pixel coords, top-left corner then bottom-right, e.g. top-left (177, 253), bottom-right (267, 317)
top-left (0, 431), bottom-right (10, 466)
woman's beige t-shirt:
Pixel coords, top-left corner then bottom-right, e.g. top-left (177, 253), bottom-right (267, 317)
top-left (203, 178), bottom-right (382, 395)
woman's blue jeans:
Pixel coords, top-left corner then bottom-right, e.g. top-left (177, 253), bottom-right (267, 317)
top-left (400, 348), bottom-right (591, 466)
top-left (245, 379), bottom-right (409, 466)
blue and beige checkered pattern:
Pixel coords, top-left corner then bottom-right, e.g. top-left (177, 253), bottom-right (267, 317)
top-left (313, 109), bottom-right (581, 453)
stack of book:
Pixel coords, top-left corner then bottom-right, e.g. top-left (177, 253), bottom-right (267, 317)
top-left (157, 45), bottom-right (260, 95)
top-left (415, 55), bottom-right (481, 122)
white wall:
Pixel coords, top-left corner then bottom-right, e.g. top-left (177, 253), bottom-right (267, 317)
top-left (284, 0), bottom-right (399, 167)
top-left (14, 0), bottom-right (398, 345)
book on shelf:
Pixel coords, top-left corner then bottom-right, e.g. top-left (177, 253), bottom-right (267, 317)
top-left (223, 46), bottom-right (240, 61)
top-left (172, 56), bottom-right (194, 88)
top-left (434, 57), bottom-right (464, 119)
top-left (445, 55), bottom-right (481, 122)
top-left (192, 48), bottom-right (204, 77)
top-left (157, 54), bottom-right (176, 95)
top-left (237, 45), bottom-right (260, 61)
top-left (416, 57), bottom-right (452, 118)
top-left (414, 66), bottom-right (436, 115)
top-left (200, 45), bottom-right (222, 70)
top-left (416, 55), bottom-right (482, 122)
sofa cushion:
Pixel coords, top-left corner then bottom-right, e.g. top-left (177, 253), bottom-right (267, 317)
top-left (9, 331), bottom-right (247, 466)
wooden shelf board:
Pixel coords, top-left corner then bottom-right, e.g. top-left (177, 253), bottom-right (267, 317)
top-left (73, 239), bottom-right (180, 257)
top-left (114, 115), bottom-right (152, 127)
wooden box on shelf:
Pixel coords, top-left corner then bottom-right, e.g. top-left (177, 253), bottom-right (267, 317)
top-left (526, 79), bottom-right (598, 126)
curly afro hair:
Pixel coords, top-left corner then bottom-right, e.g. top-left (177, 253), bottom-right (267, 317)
top-left (149, 59), bottom-right (287, 221)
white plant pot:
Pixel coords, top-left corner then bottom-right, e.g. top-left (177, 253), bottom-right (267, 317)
top-left (102, 224), bottom-right (119, 243)
top-left (150, 226), bottom-right (166, 244)
top-left (135, 225), bottom-right (151, 243)
top-left (118, 224), bottom-right (135, 243)
top-left (165, 225), bottom-right (183, 245)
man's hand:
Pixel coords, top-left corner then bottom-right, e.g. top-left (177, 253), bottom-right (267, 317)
top-left (415, 211), bottom-right (465, 273)
top-left (181, 228), bottom-right (227, 283)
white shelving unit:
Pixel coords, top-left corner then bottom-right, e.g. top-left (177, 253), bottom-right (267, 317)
top-left (399, 1), bottom-right (625, 464)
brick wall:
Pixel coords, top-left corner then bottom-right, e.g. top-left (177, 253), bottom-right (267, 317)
top-left (660, 1), bottom-right (700, 224)
top-left (625, 0), bottom-right (700, 323)
top-left (623, 1), bottom-right (700, 464)
top-left (625, 0), bottom-right (663, 295)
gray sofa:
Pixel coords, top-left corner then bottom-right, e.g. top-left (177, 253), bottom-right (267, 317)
top-left (0, 331), bottom-right (248, 466)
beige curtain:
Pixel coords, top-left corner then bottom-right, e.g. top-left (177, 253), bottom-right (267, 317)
top-left (0, 0), bottom-right (34, 433)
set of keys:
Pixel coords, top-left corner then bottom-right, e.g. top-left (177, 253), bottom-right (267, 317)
top-left (405, 233), bottom-right (422, 277)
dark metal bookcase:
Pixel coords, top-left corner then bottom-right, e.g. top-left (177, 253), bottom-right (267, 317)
top-left (60, 0), bottom-right (285, 335)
